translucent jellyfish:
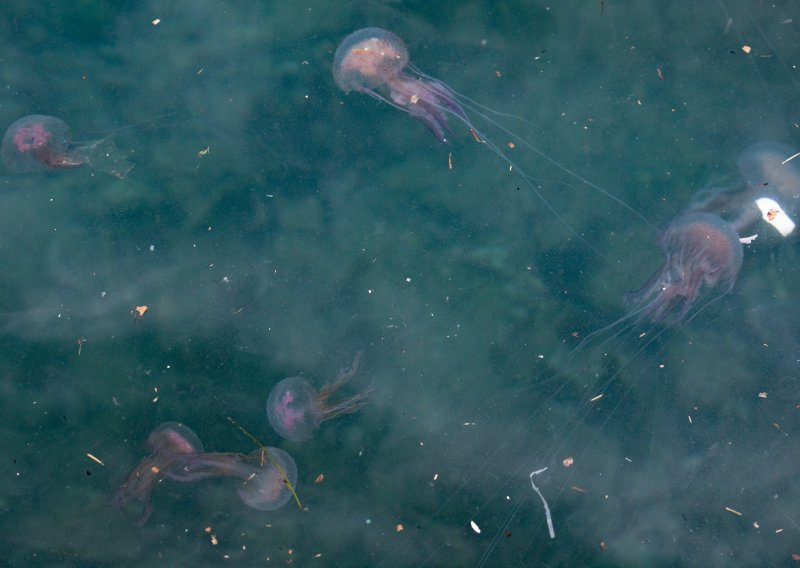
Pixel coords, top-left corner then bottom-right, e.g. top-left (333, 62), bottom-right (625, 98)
top-left (112, 423), bottom-right (299, 524)
top-left (267, 352), bottom-right (370, 441)
top-left (1, 115), bottom-right (82, 172)
top-left (170, 447), bottom-right (298, 511)
top-left (624, 212), bottom-right (743, 324)
top-left (234, 448), bottom-right (297, 511)
top-left (334, 28), bottom-right (467, 143)
top-left (332, 28), bottom-right (651, 244)
top-left (111, 422), bottom-right (204, 525)
top-left (1, 114), bottom-right (133, 178)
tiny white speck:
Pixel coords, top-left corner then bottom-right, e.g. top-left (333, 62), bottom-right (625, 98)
top-left (470, 520), bottom-right (481, 534)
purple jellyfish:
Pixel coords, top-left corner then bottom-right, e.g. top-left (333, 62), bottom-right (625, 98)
top-left (624, 212), bottom-right (743, 324)
top-left (1, 114), bottom-right (134, 177)
top-left (1, 115), bottom-right (85, 172)
top-left (266, 352), bottom-right (370, 442)
top-left (333, 28), bottom-right (468, 142)
top-left (112, 422), bottom-right (299, 525)
top-left (332, 28), bottom-right (652, 241)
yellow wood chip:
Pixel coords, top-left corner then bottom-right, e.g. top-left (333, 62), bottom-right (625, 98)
top-left (86, 453), bottom-right (104, 466)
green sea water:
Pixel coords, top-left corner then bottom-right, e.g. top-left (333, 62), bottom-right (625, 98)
top-left (0, 1), bottom-right (798, 566)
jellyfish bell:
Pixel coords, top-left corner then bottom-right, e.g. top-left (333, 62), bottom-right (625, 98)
top-left (334, 27), bottom-right (468, 143)
top-left (333, 28), bottom-right (409, 94)
top-left (1, 111), bottom-right (189, 179)
top-left (266, 351), bottom-right (370, 442)
top-left (1, 115), bottom-right (85, 173)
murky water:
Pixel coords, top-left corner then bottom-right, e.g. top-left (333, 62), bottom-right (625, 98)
top-left (0, 1), bottom-right (798, 566)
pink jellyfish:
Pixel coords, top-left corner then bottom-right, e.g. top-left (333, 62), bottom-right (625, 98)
top-left (333, 28), bottom-right (469, 142)
top-left (624, 212), bottom-right (743, 324)
top-left (169, 447), bottom-right (298, 511)
top-left (1, 115), bottom-right (84, 172)
top-left (332, 28), bottom-right (651, 242)
top-left (111, 422), bottom-right (205, 525)
top-left (267, 352), bottom-right (370, 442)
top-left (1, 114), bottom-right (133, 177)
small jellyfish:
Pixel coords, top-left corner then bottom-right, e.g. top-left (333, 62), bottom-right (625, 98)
top-left (1, 115), bottom-right (83, 172)
top-left (111, 422), bottom-right (204, 525)
top-left (235, 448), bottom-right (298, 511)
top-left (332, 28), bottom-right (650, 241)
top-left (334, 28), bottom-right (468, 143)
top-left (267, 352), bottom-right (370, 442)
top-left (624, 212), bottom-right (743, 324)
top-left (1, 114), bottom-right (133, 178)
top-left (170, 447), bottom-right (298, 511)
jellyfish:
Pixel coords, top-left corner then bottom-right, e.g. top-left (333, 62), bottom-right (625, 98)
top-left (266, 351), bottom-right (370, 442)
top-left (623, 212), bottom-right (743, 324)
top-left (1, 115), bottom-right (133, 178)
top-left (110, 422), bottom-right (205, 525)
top-left (332, 28), bottom-right (652, 243)
top-left (334, 28), bottom-right (467, 143)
